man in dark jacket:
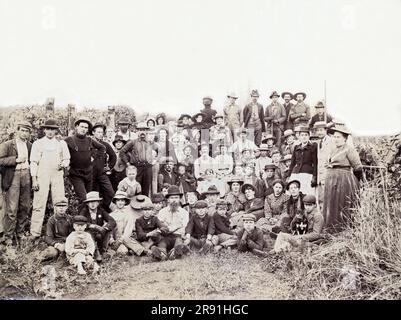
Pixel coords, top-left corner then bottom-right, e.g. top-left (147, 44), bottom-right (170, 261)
top-left (157, 157), bottom-right (177, 191)
top-left (281, 92), bottom-right (295, 130)
top-left (65, 117), bottom-right (106, 207)
top-left (200, 96), bottom-right (217, 129)
top-left (237, 213), bottom-right (267, 257)
top-left (243, 90), bottom-right (266, 146)
top-left (308, 101), bottom-right (334, 129)
top-left (184, 200), bottom-right (215, 253)
top-left (42, 197), bottom-right (73, 260)
top-left (79, 191), bottom-right (116, 262)
top-left (211, 199), bottom-right (237, 251)
top-left (119, 124), bottom-right (155, 197)
top-left (91, 123), bottom-right (117, 211)
top-left (0, 121), bottom-right (32, 245)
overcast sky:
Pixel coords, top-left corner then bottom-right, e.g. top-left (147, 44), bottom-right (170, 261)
top-left (0, 0), bottom-right (400, 135)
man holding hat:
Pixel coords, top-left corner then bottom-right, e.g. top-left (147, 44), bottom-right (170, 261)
top-left (200, 96), bottom-right (217, 129)
top-left (281, 92), bottom-right (295, 130)
top-left (29, 119), bottom-right (71, 239)
top-left (42, 197), bottom-right (73, 261)
top-left (243, 90), bottom-right (266, 146)
top-left (288, 92), bottom-right (311, 129)
top-left (0, 121), bottom-right (33, 245)
top-left (223, 92), bottom-right (243, 140)
top-left (309, 101), bottom-right (333, 130)
top-left (65, 117), bottom-right (106, 207)
top-left (264, 91), bottom-right (287, 148)
top-left (157, 185), bottom-right (190, 260)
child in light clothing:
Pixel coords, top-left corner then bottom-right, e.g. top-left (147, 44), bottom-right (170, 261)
top-left (65, 215), bottom-right (99, 275)
top-left (117, 165), bottom-right (142, 199)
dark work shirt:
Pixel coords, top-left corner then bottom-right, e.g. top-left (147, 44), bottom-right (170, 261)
top-left (185, 214), bottom-right (215, 239)
top-left (45, 215), bottom-right (73, 246)
top-left (135, 216), bottom-right (168, 241)
top-left (212, 213), bottom-right (233, 235)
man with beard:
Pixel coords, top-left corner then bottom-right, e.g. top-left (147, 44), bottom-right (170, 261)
top-left (157, 157), bottom-right (177, 191)
top-left (243, 90), bottom-right (266, 146)
top-left (281, 92), bottom-right (295, 130)
top-left (200, 96), bottom-right (217, 129)
top-left (116, 117), bottom-right (137, 141)
top-left (65, 117), bottom-right (106, 207)
top-left (288, 92), bottom-right (311, 128)
top-left (91, 123), bottom-right (117, 211)
top-left (157, 185), bottom-right (190, 260)
top-left (120, 124), bottom-right (155, 197)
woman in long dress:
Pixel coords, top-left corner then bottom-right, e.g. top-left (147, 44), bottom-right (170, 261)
top-left (322, 126), bottom-right (363, 233)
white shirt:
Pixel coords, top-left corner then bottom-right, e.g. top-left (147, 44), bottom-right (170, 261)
top-left (157, 206), bottom-right (189, 237)
top-left (15, 138), bottom-right (29, 170)
top-left (193, 155), bottom-right (217, 179)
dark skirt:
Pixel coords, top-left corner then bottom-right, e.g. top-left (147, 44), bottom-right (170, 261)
top-left (322, 168), bottom-right (359, 233)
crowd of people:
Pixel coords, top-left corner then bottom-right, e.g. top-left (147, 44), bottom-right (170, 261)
top-left (0, 90), bottom-right (366, 275)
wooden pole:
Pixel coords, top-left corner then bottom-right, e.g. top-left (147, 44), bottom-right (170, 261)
top-left (324, 80), bottom-right (327, 123)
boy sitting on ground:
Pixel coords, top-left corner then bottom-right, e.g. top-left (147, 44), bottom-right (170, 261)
top-left (211, 199), bottom-right (238, 252)
top-left (135, 198), bottom-right (169, 261)
top-left (65, 215), bottom-right (99, 275)
top-left (109, 191), bottom-right (146, 256)
top-left (42, 197), bottom-right (73, 261)
top-left (236, 214), bottom-right (268, 257)
top-left (184, 200), bottom-right (215, 254)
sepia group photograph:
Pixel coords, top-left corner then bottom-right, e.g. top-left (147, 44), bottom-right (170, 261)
top-left (0, 0), bottom-right (400, 312)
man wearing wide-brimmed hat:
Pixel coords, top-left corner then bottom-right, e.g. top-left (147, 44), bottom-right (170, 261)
top-left (281, 92), bottom-right (295, 130)
top-left (264, 91), bottom-right (287, 148)
top-left (116, 117), bottom-right (136, 141)
top-left (80, 191), bottom-right (117, 262)
top-left (157, 185), bottom-right (190, 260)
top-left (243, 89), bottom-right (265, 146)
top-left (210, 114), bottom-right (232, 147)
top-left (224, 176), bottom-right (246, 214)
top-left (0, 121), bottom-right (33, 245)
top-left (280, 129), bottom-right (297, 156)
top-left (254, 143), bottom-right (273, 179)
top-left (65, 117), bottom-right (107, 207)
top-left (223, 92), bottom-right (243, 141)
top-left (110, 135), bottom-right (127, 191)
top-left (288, 92), bottom-right (311, 129)
top-left (29, 119), bottom-right (71, 239)
top-left (200, 96), bottom-right (217, 129)
top-left (309, 101), bottom-right (334, 130)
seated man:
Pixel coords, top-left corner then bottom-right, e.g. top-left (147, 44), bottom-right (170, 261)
top-left (211, 199), bottom-right (238, 252)
top-left (135, 198), bottom-right (169, 261)
top-left (236, 214), bottom-right (268, 258)
top-left (109, 191), bottom-right (146, 256)
top-left (273, 195), bottom-right (324, 253)
top-left (80, 191), bottom-right (116, 262)
top-left (65, 215), bottom-right (99, 275)
top-left (42, 198), bottom-right (73, 261)
top-left (157, 185), bottom-right (190, 260)
top-left (184, 200), bottom-right (215, 254)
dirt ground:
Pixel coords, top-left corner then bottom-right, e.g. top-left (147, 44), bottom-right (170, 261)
top-left (63, 251), bottom-right (291, 300)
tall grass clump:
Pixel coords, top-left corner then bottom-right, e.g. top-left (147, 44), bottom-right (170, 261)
top-left (265, 177), bottom-right (401, 299)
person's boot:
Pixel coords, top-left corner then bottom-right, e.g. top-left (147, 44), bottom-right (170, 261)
top-left (94, 249), bottom-right (103, 263)
top-left (168, 248), bottom-right (176, 260)
top-left (151, 247), bottom-right (167, 261)
top-left (252, 248), bottom-right (269, 258)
